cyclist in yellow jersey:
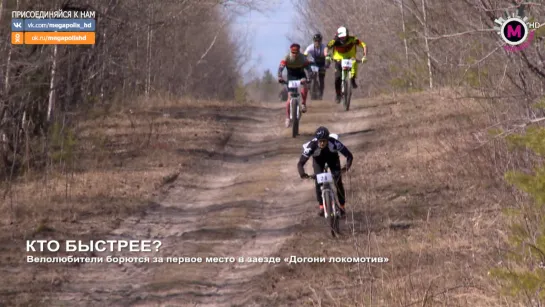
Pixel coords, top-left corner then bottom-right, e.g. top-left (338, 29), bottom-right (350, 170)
top-left (324, 26), bottom-right (367, 104)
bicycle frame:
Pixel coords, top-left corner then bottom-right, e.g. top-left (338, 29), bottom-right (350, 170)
top-left (285, 80), bottom-right (303, 138)
top-left (341, 59), bottom-right (354, 82)
top-left (286, 80), bottom-right (302, 121)
top-left (340, 59), bottom-right (355, 111)
top-left (315, 164), bottom-right (340, 219)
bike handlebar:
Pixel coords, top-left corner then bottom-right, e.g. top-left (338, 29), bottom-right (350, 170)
top-left (302, 166), bottom-right (348, 180)
top-left (279, 79), bottom-right (308, 85)
top-left (331, 57), bottom-right (367, 64)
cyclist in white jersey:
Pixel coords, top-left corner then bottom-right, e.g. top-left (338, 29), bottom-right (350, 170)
top-left (304, 33), bottom-right (328, 100)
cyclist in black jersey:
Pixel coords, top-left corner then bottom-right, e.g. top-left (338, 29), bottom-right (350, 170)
top-left (298, 126), bottom-right (353, 217)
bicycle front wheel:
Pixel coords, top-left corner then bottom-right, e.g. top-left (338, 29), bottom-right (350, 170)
top-left (291, 98), bottom-right (299, 138)
top-left (331, 192), bottom-right (341, 235)
top-left (322, 191), bottom-right (335, 237)
top-left (343, 73), bottom-right (351, 111)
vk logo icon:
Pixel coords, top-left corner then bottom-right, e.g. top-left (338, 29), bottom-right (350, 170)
top-left (11, 19), bottom-right (24, 31)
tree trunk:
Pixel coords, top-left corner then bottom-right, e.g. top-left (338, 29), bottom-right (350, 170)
top-left (146, 4), bottom-right (154, 98)
top-left (399, 0), bottom-right (409, 69)
top-left (399, 0), bottom-right (413, 89)
top-left (421, 0), bottom-right (433, 89)
top-left (101, 27), bottom-right (107, 104)
top-left (1, 0), bottom-right (16, 165)
top-left (47, 44), bottom-right (58, 122)
top-left (0, 0), bottom-right (6, 24)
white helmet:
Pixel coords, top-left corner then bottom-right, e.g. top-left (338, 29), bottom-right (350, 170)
top-left (336, 26), bottom-right (348, 38)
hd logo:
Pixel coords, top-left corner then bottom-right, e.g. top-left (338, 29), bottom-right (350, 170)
top-left (493, 3), bottom-right (540, 52)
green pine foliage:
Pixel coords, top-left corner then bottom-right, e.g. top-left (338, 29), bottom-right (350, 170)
top-left (489, 102), bottom-right (545, 304)
top-left (49, 121), bottom-right (77, 165)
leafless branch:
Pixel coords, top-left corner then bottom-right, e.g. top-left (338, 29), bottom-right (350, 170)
top-left (197, 33), bottom-right (219, 66)
top-left (426, 29), bottom-right (496, 40)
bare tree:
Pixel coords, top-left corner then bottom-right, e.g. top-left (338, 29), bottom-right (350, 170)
top-left (421, 0), bottom-right (433, 88)
top-left (0, 0), bottom-right (268, 178)
top-left (292, 0), bottom-right (543, 98)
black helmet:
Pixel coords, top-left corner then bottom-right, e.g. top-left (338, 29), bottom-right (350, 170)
top-left (315, 126), bottom-right (330, 140)
top-left (313, 33), bottom-right (322, 41)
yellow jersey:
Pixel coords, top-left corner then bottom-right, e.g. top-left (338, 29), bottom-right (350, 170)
top-left (326, 36), bottom-right (366, 61)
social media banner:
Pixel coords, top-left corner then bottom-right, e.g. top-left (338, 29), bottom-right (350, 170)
top-left (12, 19), bottom-right (96, 31)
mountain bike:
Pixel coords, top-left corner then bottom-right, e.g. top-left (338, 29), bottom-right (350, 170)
top-left (310, 65), bottom-right (321, 100)
top-left (340, 58), bottom-right (356, 111)
top-left (280, 79), bottom-right (304, 138)
top-left (311, 166), bottom-right (347, 237)
top-left (305, 159), bottom-right (346, 237)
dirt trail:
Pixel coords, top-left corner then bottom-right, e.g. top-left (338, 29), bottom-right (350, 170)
top-left (32, 98), bottom-right (372, 306)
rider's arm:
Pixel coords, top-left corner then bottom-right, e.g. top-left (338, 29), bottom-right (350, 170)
top-left (297, 155), bottom-right (309, 176)
top-left (334, 139), bottom-right (353, 170)
top-left (324, 39), bottom-right (336, 57)
top-left (303, 44), bottom-right (312, 56)
top-left (304, 46), bottom-right (315, 63)
top-left (356, 38), bottom-right (367, 57)
top-left (298, 141), bottom-right (316, 176)
top-left (278, 59), bottom-right (286, 79)
top-left (339, 146), bottom-right (353, 170)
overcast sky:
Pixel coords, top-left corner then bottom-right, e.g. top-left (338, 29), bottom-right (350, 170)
top-left (234, 0), bottom-right (302, 81)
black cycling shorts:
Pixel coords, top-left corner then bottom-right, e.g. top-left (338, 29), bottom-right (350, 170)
top-left (287, 70), bottom-right (306, 81)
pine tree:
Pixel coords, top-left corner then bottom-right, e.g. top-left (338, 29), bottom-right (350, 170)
top-left (489, 101), bottom-right (545, 305)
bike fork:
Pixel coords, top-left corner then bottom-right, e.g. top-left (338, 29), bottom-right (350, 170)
top-left (322, 189), bottom-right (328, 218)
top-left (322, 188), bottom-right (333, 218)
top-left (290, 98), bottom-right (300, 121)
top-left (341, 71), bottom-right (349, 96)
top-left (289, 99), bottom-right (294, 120)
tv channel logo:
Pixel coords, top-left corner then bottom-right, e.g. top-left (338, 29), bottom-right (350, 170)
top-left (494, 15), bottom-right (540, 52)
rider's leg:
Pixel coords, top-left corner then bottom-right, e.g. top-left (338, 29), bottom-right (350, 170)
top-left (334, 61), bottom-right (342, 103)
top-left (333, 173), bottom-right (346, 206)
top-left (351, 61), bottom-right (359, 88)
top-left (333, 173), bottom-right (346, 216)
top-left (329, 155), bottom-right (346, 215)
top-left (319, 69), bottom-right (326, 98)
top-left (285, 91), bottom-right (291, 127)
top-left (300, 81), bottom-right (308, 112)
top-left (312, 159), bottom-right (326, 216)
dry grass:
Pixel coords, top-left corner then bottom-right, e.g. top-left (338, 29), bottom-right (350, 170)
top-left (258, 89), bottom-right (520, 307)
top-left (0, 96), bottom-right (252, 305)
top-left (0, 89), bottom-right (529, 306)
top-left (2, 97), bottom-right (242, 235)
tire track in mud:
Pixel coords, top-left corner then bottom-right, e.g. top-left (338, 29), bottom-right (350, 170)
top-left (54, 102), bottom-right (323, 307)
